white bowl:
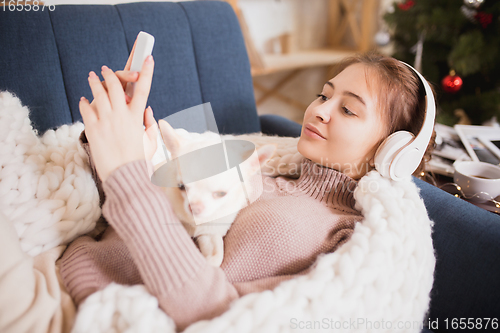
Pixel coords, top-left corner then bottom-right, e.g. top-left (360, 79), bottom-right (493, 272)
top-left (453, 161), bottom-right (500, 202)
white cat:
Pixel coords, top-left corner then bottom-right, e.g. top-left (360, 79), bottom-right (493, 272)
top-left (153, 120), bottom-right (276, 267)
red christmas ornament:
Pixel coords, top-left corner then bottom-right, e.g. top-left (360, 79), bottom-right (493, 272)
top-left (442, 70), bottom-right (463, 93)
top-left (474, 12), bottom-right (493, 28)
top-left (398, 0), bottom-right (415, 11)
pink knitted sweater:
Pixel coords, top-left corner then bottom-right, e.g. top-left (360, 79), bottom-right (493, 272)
top-left (58, 131), bottom-right (362, 331)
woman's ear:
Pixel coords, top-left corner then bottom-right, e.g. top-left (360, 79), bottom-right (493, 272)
top-left (158, 119), bottom-right (181, 156)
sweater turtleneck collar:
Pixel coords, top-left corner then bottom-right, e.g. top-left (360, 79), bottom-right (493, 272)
top-left (281, 157), bottom-right (358, 212)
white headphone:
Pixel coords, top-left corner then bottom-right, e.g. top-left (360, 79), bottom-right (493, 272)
top-left (374, 61), bottom-right (436, 181)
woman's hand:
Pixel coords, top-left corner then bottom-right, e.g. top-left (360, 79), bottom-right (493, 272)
top-left (79, 55), bottom-right (155, 183)
top-left (90, 38), bottom-right (139, 106)
top-left (87, 37), bottom-right (159, 163)
top-left (143, 104), bottom-right (159, 162)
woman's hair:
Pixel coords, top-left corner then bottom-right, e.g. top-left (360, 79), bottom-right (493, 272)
top-left (329, 51), bottom-right (436, 177)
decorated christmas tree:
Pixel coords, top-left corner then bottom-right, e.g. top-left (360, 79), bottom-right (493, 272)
top-left (383, 0), bottom-right (500, 125)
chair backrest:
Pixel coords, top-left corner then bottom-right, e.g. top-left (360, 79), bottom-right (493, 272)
top-left (0, 1), bottom-right (261, 136)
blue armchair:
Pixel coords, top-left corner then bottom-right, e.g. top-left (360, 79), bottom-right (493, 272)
top-left (1, 2), bottom-right (499, 332)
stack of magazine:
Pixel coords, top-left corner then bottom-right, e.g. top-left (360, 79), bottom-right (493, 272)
top-left (429, 124), bottom-right (500, 177)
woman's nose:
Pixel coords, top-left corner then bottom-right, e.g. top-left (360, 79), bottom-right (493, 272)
top-left (312, 103), bottom-right (331, 123)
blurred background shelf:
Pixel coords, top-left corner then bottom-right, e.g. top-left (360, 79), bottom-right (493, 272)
top-left (224, 0), bottom-right (382, 123)
top-left (251, 48), bottom-right (358, 77)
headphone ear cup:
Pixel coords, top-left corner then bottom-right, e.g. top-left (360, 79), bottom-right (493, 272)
top-left (374, 131), bottom-right (415, 179)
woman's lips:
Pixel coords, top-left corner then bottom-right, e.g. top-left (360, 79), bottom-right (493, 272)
top-left (304, 124), bottom-right (326, 140)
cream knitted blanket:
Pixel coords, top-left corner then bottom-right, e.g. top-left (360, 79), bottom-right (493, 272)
top-left (0, 91), bottom-right (101, 256)
top-left (0, 91), bottom-right (436, 333)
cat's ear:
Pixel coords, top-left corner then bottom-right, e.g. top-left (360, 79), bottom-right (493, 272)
top-left (158, 119), bottom-right (181, 156)
top-left (248, 144), bottom-right (276, 174)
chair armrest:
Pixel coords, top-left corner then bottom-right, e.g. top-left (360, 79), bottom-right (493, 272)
top-left (413, 177), bottom-right (500, 323)
top-left (259, 114), bottom-right (302, 137)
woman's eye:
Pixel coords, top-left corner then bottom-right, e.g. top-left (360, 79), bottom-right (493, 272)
top-left (317, 94), bottom-right (328, 102)
top-left (178, 183), bottom-right (186, 191)
top-left (342, 106), bottom-right (356, 116)
top-left (213, 191), bottom-right (227, 198)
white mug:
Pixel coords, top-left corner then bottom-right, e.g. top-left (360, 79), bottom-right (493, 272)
top-left (453, 161), bottom-right (500, 203)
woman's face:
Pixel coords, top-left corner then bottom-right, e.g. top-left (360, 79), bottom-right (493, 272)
top-left (297, 63), bottom-right (387, 180)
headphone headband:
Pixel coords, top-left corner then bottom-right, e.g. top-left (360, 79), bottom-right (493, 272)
top-left (399, 61), bottom-right (436, 156)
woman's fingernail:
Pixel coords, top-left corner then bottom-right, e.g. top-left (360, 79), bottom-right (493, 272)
top-left (80, 96), bottom-right (87, 101)
top-left (146, 55), bottom-right (153, 64)
top-left (101, 65), bottom-right (109, 72)
top-left (89, 71), bottom-right (98, 79)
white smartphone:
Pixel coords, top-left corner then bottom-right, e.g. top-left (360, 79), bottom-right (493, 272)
top-left (125, 31), bottom-right (155, 98)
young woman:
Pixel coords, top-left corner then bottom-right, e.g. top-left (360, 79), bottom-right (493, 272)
top-left (58, 45), bottom-right (434, 331)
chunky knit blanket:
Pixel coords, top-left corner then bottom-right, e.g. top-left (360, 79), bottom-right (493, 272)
top-left (0, 91), bottom-right (436, 333)
top-left (0, 91), bottom-right (101, 256)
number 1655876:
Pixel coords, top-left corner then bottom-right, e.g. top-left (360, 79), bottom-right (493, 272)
top-left (1, 1), bottom-right (55, 11)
